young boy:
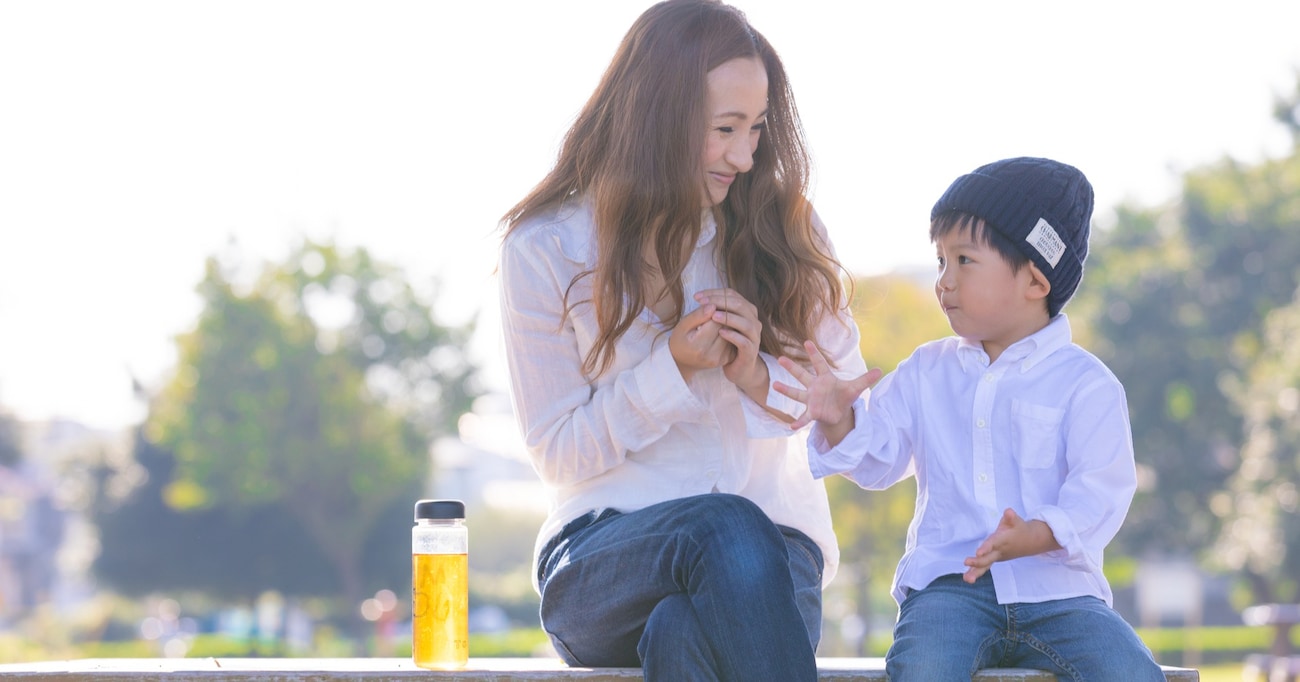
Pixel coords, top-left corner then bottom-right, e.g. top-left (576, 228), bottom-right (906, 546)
top-left (775, 157), bottom-right (1166, 680)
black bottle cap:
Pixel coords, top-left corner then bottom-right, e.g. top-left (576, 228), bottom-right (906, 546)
top-left (414, 499), bottom-right (465, 521)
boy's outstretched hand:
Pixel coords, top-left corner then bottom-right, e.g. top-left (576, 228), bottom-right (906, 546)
top-left (962, 508), bottom-right (1063, 583)
top-left (775, 340), bottom-right (882, 446)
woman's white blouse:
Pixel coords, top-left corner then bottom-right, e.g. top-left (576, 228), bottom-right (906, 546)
top-left (499, 198), bottom-right (866, 589)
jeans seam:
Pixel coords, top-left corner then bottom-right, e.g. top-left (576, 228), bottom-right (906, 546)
top-left (1021, 633), bottom-right (1081, 681)
top-left (777, 525), bottom-right (824, 582)
top-left (544, 628), bottom-right (585, 667)
top-left (974, 632), bottom-right (1004, 678)
top-left (787, 537), bottom-right (823, 582)
top-left (538, 510), bottom-right (605, 588)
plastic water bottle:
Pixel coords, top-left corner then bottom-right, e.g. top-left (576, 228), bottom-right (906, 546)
top-left (411, 499), bottom-right (468, 669)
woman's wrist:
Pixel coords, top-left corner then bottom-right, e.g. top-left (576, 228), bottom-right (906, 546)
top-left (738, 358), bottom-right (771, 404)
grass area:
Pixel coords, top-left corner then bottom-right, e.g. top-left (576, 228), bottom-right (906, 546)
top-left (1196, 662), bottom-right (1245, 681)
top-left (0, 621), bottom-right (1272, 679)
top-left (386, 629), bottom-right (553, 658)
top-left (1137, 624), bottom-right (1276, 655)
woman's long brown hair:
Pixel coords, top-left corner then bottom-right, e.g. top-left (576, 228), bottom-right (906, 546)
top-left (500, 0), bottom-right (847, 379)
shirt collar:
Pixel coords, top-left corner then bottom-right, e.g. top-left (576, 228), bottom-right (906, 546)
top-left (955, 314), bottom-right (1074, 373)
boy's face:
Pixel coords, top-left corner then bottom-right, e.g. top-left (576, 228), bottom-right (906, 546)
top-left (933, 223), bottom-right (1050, 360)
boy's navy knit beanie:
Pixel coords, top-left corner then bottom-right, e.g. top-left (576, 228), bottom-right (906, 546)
top-left (930, 157), bottom-right (1094, 317)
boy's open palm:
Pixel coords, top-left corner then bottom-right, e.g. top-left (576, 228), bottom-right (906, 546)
top-left (775, 340), bottom-right (882, 433)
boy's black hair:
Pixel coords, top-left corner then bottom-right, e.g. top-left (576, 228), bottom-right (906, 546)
top-left (930, 211), bottom-right (1031, 274)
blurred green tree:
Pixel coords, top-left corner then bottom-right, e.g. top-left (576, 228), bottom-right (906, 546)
top-left (1198, 73), bottom-right (1300, 605)
top-left (1071, 82), bottom-right (1300, 570)
top-left (0, 409), bottom-right (21, 468)
top-left (116, 240), bottom-right (476, 637)
top-left (1274, 69), bottom-right (1300, 138)
top-left (93, 429), bottom-right (342, 600)
top-left (1215, 292), bottom-right (1300, 604)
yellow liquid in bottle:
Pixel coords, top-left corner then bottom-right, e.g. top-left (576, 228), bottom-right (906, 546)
top-left (412, 553), bottom-right (469, 669)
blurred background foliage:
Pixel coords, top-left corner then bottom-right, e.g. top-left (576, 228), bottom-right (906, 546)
top-left (2, 74), bottom-right (1300, 676)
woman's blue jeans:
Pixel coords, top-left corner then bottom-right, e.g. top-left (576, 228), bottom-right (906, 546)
top-left (537, 493), bottom-right (822, 682)
top-left (886, 573), bottom-right (1166, 681)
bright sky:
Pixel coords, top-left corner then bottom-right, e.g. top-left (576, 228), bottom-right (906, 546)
top-left (2, 1), bottom-right (1298, 431)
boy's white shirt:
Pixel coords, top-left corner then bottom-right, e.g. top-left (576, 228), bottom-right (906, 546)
top-left (808, 315), bottom-right (1137, 607)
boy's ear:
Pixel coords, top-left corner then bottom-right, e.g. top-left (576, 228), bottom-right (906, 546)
top-left (1026, 262), bottom-right (1051, 302)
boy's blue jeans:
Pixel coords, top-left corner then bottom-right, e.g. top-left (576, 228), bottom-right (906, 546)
top-left (537, 493), bottom-right (822, 682)
top-left (886, 573), bottom-right (1165, 681)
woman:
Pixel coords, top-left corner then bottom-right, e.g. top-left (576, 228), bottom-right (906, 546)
top-left (497, 1), bottom-right (865, 679)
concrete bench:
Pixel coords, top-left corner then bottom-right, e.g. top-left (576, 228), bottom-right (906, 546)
top-left (0, 657), bottom-right (1200, 680)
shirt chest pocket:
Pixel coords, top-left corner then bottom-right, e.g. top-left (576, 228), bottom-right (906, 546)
top-left (1010, 399), bottom-right (1065, 469)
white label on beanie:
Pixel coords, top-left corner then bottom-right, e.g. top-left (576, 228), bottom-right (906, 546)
top-left (1026, 218), bottom-right (1065, 268)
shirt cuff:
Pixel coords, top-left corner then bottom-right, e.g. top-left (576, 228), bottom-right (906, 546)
top-left (1036, 506), bottom-right (1096, 571)
top-left (739, 353), bottom-right (802, 438)
top-left (760, 352), bottom-right (806, 417)
top-left (632, 340), bottom-right (708, 423)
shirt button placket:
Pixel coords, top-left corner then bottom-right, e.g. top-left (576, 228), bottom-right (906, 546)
top-left (973, 369), bottom-right (997, 506)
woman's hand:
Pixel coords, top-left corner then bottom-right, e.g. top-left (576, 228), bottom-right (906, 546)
top-left (693, 288), bottom-right (767, 397)
top-left (668, 303), bottom-right (733, 382)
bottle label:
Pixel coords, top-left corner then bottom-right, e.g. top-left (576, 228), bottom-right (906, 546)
top-left (412, 531), bottom-right (467, 555)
